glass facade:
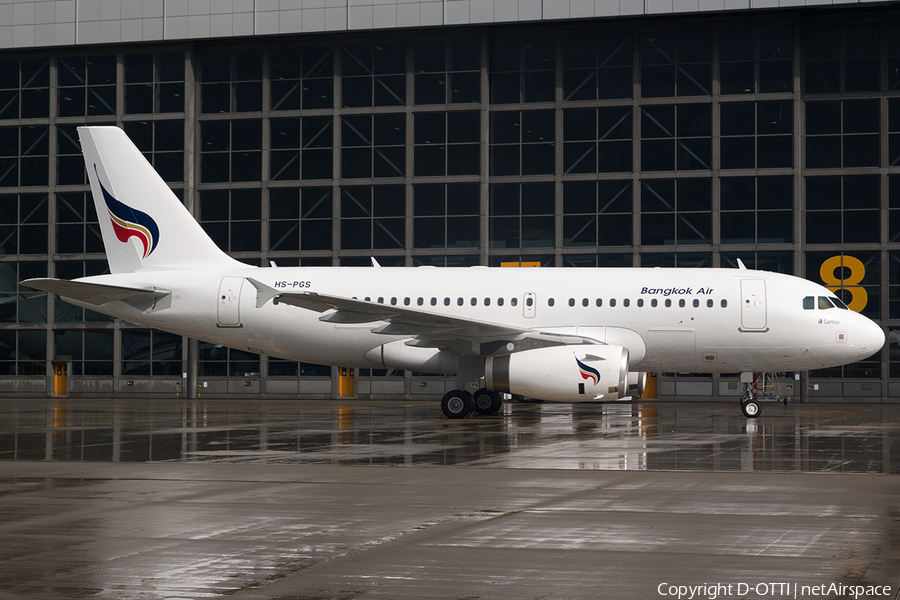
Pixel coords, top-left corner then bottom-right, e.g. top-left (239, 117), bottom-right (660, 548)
top-left (0, 8), bottom-right (899, 396)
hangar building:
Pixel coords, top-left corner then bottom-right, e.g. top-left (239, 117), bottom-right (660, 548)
top-left (0, 0), bottom-right (895, 401)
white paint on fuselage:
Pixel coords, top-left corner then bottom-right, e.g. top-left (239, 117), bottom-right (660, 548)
top-left (64, 266), bottom-right (884, 375)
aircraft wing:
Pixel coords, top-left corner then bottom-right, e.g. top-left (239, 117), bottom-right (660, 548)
top-left (22, 278), bottom-right (170, 306)
top-left (247, 278), bottom-right (595, 352)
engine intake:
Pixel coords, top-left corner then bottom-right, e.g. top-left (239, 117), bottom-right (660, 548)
top-left (485, 345), bottom-right (629, 402)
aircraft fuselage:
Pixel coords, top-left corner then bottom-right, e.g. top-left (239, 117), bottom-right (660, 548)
top-left (65, 265), bottom-right (884, 375)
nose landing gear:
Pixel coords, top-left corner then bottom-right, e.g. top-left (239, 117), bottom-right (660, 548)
top-left (740, 372), bottom-right (791, 418)
top-left (740, 399), bottom-right (761, 418)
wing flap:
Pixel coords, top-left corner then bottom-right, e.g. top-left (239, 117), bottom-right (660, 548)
top-left (22, 278), bottom-right (170, 306)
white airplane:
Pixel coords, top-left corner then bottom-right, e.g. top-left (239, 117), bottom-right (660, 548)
top-left (23, 126), bottom-right (885, 419)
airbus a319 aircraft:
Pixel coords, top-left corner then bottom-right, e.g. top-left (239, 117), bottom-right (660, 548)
top-left (23, 127), bottom-right (885, 418)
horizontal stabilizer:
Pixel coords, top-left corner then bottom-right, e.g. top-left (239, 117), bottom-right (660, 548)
top-left (22, 278), bottom-right (170, 306)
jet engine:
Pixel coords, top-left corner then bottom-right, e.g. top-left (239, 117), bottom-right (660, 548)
top-left (627, 371), bottom-right (648, 397)
top-left (484, 345), bottom-right (629, 402)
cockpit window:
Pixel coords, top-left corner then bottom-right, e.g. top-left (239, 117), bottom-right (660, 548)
top-left (803, 296), bottom-right (814, 310)
top-left (831, 296), bottom-right (849, 310)
top-left (818, 296), bottom-right (834, 309)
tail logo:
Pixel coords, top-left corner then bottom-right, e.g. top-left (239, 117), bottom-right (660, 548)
top-left (95, 165), bottom-right (159, 259)
top-left (576, 356), bottom-right (600, 386)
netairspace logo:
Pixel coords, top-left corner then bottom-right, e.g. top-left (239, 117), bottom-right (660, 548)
top-left (657, 583), bottom-right (894, 600)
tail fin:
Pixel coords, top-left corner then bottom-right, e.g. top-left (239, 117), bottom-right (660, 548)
top-left (79, 126), bottom-right (242, 273)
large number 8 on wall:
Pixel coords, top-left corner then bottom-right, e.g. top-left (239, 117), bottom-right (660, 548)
top-left (819, 255), bottom-right (867, 313)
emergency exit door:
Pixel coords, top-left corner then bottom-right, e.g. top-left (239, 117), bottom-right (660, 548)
top-left (523, 292), bottom-right (536, 318)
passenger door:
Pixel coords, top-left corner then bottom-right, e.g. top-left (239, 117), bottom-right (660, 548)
top-left (217, 276), bottom-right (244, 327)
top-left (740, 279), bottom-right (767, 331)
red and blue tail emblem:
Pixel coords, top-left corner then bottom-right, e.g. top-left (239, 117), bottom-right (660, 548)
top-left (95, 165), bottom-right (159, 259)
top-left (576, 356), bottom-right (600, 387)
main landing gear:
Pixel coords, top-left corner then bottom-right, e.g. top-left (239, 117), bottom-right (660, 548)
top-left (441, 388), bottom-right (503, 418)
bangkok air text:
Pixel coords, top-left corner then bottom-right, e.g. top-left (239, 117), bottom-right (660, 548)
top-left (640, 286), bottom-right (715, 296)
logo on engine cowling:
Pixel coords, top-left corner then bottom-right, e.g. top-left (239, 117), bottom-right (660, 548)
top-left (576, 356), bottom-right (600, 386)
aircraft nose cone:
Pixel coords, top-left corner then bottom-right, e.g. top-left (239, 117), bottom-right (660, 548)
top-left (857, 316), bottom-right (885, 357)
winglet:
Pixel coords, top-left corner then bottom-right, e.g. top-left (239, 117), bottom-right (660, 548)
top-left (246, 278), bottom-right (279, 309)
top-left (371, 257), bottom-right (381, 268)
top-left (736, 258), bottom-right (748, 270)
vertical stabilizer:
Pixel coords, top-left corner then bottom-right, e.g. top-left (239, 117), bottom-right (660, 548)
top-left (78, 126), bottom-right (243, 273)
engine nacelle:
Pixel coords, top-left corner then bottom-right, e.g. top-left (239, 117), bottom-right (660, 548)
top-left (627, 371), bottom-right (648, 397)
top-left (485, 345), bottom-right (629, 402)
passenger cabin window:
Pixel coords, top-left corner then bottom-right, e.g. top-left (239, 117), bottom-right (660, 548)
top-left (391, 297), bottom-right (397, 305)
top-left (511, 297), bottom-right (518, 306)
top-left (582, 298), bottom-right (589, 307)
top-left (548, 298), bottom-right (555, 307)
top-left (665, 299), bottom-right (672, 307)
top-left (470, 297), bottom-right (477, 306)
top-left (651, 299), bottom-right (658, 307)
top-left (526, 297), bottom-right (533, 307)
top-left (707, 299), bottom-right (713, 308)
top-left (444, 297), bottom-right (450, 306)
top-left (404, 297), bottom-right (410, 305)
top-left (569, 298), bottom-right (575, 307)
top-left (365, 296), bottom-right (371, 302)
top-left (818, 296), bottom-right (834, 309)
top-left (721, 299), bottom-right (727, 308)
top-left (803, 296), bottom-right (814, 310)
top-left (378, 297), bottom-right (384, 303)
top-left (610, 298), bottom-right (617, 307)
top-left (692, 299), bottom-right (699, 308)
top-left (457, 297), bottom-right (464, 306)
top-left (623, 298), bottom-right (630, 307)
top-left (637, 299), bottom-right (644, 307)
top-left (485, 298), bottom-right (491, 306)
top-left (679, 299), bottom-right (685, 307)
top-left (430, 297), bottom-right (437, 306)
top-left (595, 299), bottom-right (602, 307)
top-left (498, 297), bottom-right (505, 306)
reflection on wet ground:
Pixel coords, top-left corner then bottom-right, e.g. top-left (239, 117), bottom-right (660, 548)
top-left (1, 399), bottom-right (899, 599)
top-left (1, 398), bottom-right (898, 473)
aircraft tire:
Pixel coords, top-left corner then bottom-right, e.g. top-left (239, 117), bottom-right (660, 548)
top-left (741, 399), bottom-right (761, 418)
top-left (472, 389), bottom-right (503, 415)
top-left (442, 390), bottom-right (474, 419)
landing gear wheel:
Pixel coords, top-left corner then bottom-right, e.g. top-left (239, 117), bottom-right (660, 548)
top-left (741, 399), bottom-right (761, 418)
top-left (441, 390), bottom-right (474, 419)
top-left (472, 388), bottom-right (503, 415)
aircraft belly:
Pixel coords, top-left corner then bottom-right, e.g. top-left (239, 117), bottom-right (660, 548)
top-left (248, 311), bottom-right (376, 366)
top-left (642, 328), bottom-right (697, 371)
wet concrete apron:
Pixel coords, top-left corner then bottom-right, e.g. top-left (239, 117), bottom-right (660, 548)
top-left (0, 399), bottom-right (898, 599)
